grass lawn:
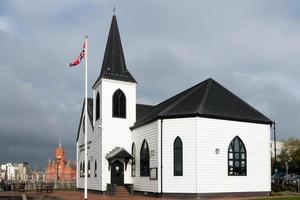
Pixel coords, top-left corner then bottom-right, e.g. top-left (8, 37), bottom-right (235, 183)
top-left (254, 197), bottom-right (300, 200)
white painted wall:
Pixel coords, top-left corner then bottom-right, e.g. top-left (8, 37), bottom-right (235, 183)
top-left (132, 121), bottom-right (159, 193)
top-left (77, 104), bottom-right (102, 190)
top-left (161, 117), bottom-right (271, 194)
top-left (162, 118), bottom-right (197, 193)
top-left (196, 117), bottom-right (271, 193)
top-left (98, 79), bottom-right (136, 191)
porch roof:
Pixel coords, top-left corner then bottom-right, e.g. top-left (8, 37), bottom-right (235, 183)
top-left (105, 147), bottom-right (134, 161)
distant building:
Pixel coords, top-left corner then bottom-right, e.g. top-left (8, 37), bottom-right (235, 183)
top-left (28, 170), bottom-right (44, 182)
top-left (14, 162), bottom-right (30, 181)
top-left (0, 163), bottom-right (16, 180)
top-left (0, 162), bottom-right (30, 181)
top-left (45, 142), bottom-right (76, 183)
top-left (271, 140), bottom-right (284, 158)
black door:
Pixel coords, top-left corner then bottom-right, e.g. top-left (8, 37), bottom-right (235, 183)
top-left (111, 160), bottom-right (124, 185)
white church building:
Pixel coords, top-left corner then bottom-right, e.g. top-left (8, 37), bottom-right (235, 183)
top-left (76, 15), bottom-right (273, 197)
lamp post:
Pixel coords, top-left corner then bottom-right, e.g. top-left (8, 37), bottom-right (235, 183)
top-left (273, 121), bottom-right (278, 173)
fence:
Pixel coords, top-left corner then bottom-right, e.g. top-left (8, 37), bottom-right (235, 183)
top-left (0, 181), bottom-right (76, 192)
top-left (272, 181), bottom-right (300, 192)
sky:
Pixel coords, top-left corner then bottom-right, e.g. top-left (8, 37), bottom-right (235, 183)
top-left (0, 0), bottom-right (300, 170)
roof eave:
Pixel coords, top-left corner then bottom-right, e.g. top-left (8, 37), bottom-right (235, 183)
top-left (131, 113), bottom-right (272, 130)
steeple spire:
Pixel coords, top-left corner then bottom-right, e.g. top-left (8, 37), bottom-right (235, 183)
top-left (93, 15), bottom-right (136, 88)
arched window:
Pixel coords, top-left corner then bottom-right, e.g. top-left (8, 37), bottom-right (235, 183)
top-left (83, 161), bottom-right (85, 177)
top-left (80, 162), bottom-right (82, 177)
top-left (228, 136), bottom-right (247, 176)
top-left (140, 140), bottom-right (150, 176)
top-left (96, 92), bottom-right (100, 120)
top-left (131, 143), bottom-right (136, 177)
top-left (112, 89), bottom-right (126, 118)
top-left (88, 161), bottom-right (91, 177)
top-left (82, 116), bottom-right (85, 134)
top-left (94, 160), bottom-right (97, 177)
top-left (174, 136), bottom-right (183, 176)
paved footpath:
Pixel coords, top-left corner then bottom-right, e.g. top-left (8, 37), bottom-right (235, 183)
top-left (0, 191), bottom-right (246, 200)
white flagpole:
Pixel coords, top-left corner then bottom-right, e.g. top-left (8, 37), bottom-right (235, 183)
top-left (84, 35), bottom-right (88, 200)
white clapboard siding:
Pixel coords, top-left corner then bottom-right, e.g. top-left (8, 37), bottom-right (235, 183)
top-left (99, 79), bottom-right (136, 191)
top-left (132, 121), bottom-right (159, 193)
top-left (83, 89), bottom-right (102, 191)
top-left (196, 117), bottom-right (271, 193)
top-left (77, 105), bottom-right (96, 189)
top-left (162, 118), bottom-right (197, 193)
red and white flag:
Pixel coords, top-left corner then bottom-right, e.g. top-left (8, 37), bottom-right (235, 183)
top-left (69, 41), bottom-right (86, 67)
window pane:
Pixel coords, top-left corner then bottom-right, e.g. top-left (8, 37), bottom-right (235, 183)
top-left (234, 139), bottom-right (239, 151)
top-left (234, 161), bottom-right (240, 167)
top-left (234, 153), bottom-right (240, 160)
top-left (241, 161), bottom-right (245, 167)
top-left (241, 153), bottom-right (245, 159)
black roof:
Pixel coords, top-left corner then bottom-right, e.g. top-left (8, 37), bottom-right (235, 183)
top-left (92, 15), bottom-right (136, 88)
top-left (136, 104), bottom-right (154, 121)
top-left (132, 78), bottom-right (272, 129)
top-left (76, 98), bottom-right (93, 142)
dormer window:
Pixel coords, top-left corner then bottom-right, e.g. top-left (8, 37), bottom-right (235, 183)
top-left (112, 89), bottom-right (126, 118)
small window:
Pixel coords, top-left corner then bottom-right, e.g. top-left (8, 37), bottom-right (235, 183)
top-left (96, 92), bottom-right (100, 120)
top-left (131, 143), bottom-right (136, 177)
top-left (174, 136), bottom-right (183, 176)
top-left (112, 89), bottom-right (126, 118)
top-left (83, 161), bottom-right (85, 177)
top-left (228, 136), bottom-right (247, 176)
top-left (140, 140), bottom-right (150, 176)
top-left (88, 161), bottom-right (91, 177)
top-left (94, 160), bottom-right (97, 177)
top-left (82, 116), bottom-right (85, 134)
top-left (80, 162), bottom-right (83, 177)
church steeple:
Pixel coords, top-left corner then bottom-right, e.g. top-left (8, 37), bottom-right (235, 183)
top-left (93, 15), bottom-right (136, 88)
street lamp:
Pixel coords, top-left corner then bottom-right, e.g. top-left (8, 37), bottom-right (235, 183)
top-left (273, 121), bottom-right (278, 173)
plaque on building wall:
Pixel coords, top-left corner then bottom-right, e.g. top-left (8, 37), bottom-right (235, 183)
top-left (150, 168), bottom-right (157, 180)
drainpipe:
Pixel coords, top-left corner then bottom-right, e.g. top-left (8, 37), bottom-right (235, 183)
top-left (160, 119), bottom-right (163, 198)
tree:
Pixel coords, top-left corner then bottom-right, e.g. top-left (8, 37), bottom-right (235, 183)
top-left (277, 138), bottom-right (300, 173)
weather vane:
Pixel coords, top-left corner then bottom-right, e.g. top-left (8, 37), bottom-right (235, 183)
top-left (113, 5), bottom-right (116, 15)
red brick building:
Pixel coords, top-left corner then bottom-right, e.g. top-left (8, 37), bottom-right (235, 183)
top-left (45, 143), bottom-right (76, 183)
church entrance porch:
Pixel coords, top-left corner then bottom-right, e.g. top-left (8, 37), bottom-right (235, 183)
top-left (105, 147), bottom-right (134, 196)
top-left (111, 160), bottom-right (124, 185)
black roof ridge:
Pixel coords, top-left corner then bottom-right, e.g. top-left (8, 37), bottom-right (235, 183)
top-left (135, 80), bottom-right (208, 125)
top-left (212, 79), bottom-right (270, 119)
top-left (132, 77), bottom-right (272, 129)
top-left (197, 78), bottom-right (213, 113)
top-left (158, 80), bottom-right (207, 116)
